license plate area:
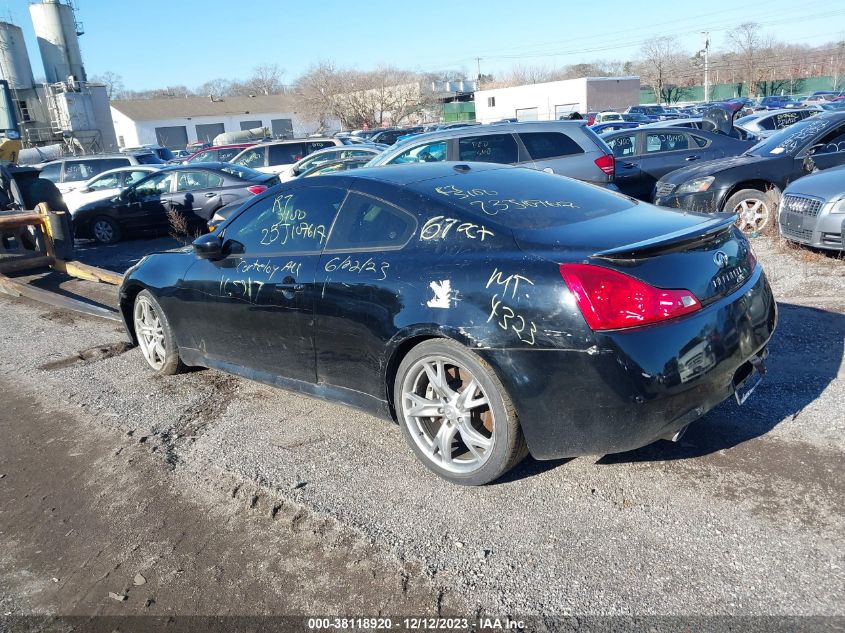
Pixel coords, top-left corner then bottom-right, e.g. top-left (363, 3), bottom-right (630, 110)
top-left (783, 212), bottom-right (807, 231)
top-left (733, 353), bottom-right (767, 405)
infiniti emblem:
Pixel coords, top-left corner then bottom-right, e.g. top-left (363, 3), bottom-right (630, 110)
top-left (713, 251), bottom-right (730, 268)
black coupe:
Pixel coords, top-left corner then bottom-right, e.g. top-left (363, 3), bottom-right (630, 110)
top-left (654, 111), bottom-right (845, 233)
top-left (119, 163), bottom-right (776, 485)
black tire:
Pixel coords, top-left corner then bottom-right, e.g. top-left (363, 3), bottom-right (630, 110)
top-left (724, 188), bottom-right (777, 235)
top-left (394, 338), bottom-right (528, 486)
top-left (133, 289), bottom-right (185, 376)
top-left (92, 216), bottom-right (122, 244)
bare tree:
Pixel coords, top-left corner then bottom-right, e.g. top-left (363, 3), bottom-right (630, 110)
top-left (91, 71), bottom-right (124, 99)
top-left (638, 37), bottom-right (684, 104)
top-left (728, 22), bottom-right (772, 97)
top-left (196, 78), bottom-right (234, 98)
top-left (239, 64), bottom-right (285, 95)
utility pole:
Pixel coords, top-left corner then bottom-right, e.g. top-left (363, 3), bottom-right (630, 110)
top-left (702, 32), bottom-right (711, 103)
top-left (476, 57), bottom-right (482, 84)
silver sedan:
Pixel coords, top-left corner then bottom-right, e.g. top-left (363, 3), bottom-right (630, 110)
top-left (779, 165), bottom-right (845, 251)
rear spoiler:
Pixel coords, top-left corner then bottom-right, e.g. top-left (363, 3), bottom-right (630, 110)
top-left (593, 213), bottom-right (737, 259)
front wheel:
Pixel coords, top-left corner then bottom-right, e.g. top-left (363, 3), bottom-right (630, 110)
top-left (394, 339), bottom-right (527, 485)
top-left (133, 290), bottom-right (184, 375)
top-left (725, 189), bottom-right (775, 234)
top-left (92, 216), bottom-right (122, 244)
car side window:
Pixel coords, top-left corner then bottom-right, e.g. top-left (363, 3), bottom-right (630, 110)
top-left (39, 162), bottom-right (61, 182)
top-left (645, 132), bottom-right (688, 153)
top-left (325, 192), bottom-right (416, 251)
top-left (389, 140), bottom-right (447, 164)
top-left (518, 132), bottom-right (584, 160)
top-left (88, 173), bottom-right (120, 191)
top-left (268, 143), bottom-right (306, 165)
top-left (216, 148), bottom-right (240, 162)
top-left (607, 134), bottom-right (636, 158)
top-left (224, 186), bottom-right (346, 254)
top-left (233, 147), bottom-right (265, 168)
top-left (816, 124), bottom-right (845, 154)
top-left (176, 171), bottom-right (223, 191)
top-left (691, 134), bottom-right (709, 148)
top-left (457, 133), bottom-right (519, 163)
top-left (135, 172), bottom-right (174, 197)
top-left (307, 141), bottom-right (335, 153)
top-left (189, 150), bottom-right (215, 162)
top-left (125, 170), bottom-right (150, 187)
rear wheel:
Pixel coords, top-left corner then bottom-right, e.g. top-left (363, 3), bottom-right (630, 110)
top-left (725, 189), bottom-right (775, 234)
top-left (92, 216), bottom-right (122, 244)
top-left (394, 339), bottom-right (527, 486)
top-left (133, 290), bottom-right (184, 375)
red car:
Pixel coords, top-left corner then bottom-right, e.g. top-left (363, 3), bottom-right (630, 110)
top-left (180, 144), bottom-right (256, 164)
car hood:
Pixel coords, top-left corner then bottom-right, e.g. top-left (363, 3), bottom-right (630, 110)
top-left (658, 154), bottom-right (773, 185)
top-left (784, 164), bottom-right (845, 199)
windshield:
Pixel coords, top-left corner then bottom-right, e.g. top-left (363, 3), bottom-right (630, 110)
top-left (219, 163), bottom-right (266, 180)
top-left (746, 116), bottom-right (836, 157)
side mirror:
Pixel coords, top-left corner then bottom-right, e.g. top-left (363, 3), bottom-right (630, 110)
top-left (79, 186), bottom-right (91, 194)
top-left (192, 233), bottom-right (224, 260)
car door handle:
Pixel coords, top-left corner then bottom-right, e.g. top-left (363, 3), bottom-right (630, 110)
top-left (620, 162), bottom-right (638, 168)
top-left (276, 283), bottom-right (305, 292)
top-left (685, 155), bottom-right (701, 161)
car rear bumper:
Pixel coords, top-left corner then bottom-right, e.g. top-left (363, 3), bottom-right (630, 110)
top-left (480, 266), bottom-right (777, 459)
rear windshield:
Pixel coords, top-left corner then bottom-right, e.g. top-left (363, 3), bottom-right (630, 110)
top-left (412, 166), bottom-right (635, 229)
top-left (220, 163), bottom-right (266, 180)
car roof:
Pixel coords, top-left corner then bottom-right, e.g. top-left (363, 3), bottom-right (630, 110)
top-left (314, 161), bottom-right (506, 186)
top-left (158, 162), bottom-right (237, 171)
top-left (251, 137), bottom-right (336, 147)
top-left (396, 120), bottom-right (587, 142)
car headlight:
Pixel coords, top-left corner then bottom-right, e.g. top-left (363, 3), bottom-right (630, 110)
top-left (829, 198), bottom-right (845, 214)
top-left (676, 176), bottom-right (715, 195)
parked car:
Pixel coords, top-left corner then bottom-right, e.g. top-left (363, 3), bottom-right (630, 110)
top-left (757, 96), bottom-right (796, 110)
top-left (171, 149), bottom-right (192, 160)
top-left (278, 146), bottom-right (384, 182)
top-left (625, 105), bottom-right (679, 121)
top-left (37, 153), bottom-right (164, 194)
top-left (122, 144), bottom-right (175, 162)
top-left (229, 138), bottom-right (343, 175)
top-left (622, 112), bottom-right (653, 123)
top-left (603, 127), bottom-right (753, 201)
top-left (653, 111), bottom-right (845, 233)
top-left (73, 163), bottom-right (277, 244)
top-left (734, 108), bottom-right (817, 138)
top-left (370, 127), bottom-right (424, 145)
top-left (63, 166), bottom-right (163, 215)
top-left (181, 144), bottom-right (256, 164)
top-left (119, 162), bottom-right (776, 485)
top-left (367, 121), bottom-right (616, 186)
top-left (593, 111), bottom-right (623, 124)
top-left (591, 121), bottom-right (641, 135)
top-left (778, 165), bottom-right (845, 251)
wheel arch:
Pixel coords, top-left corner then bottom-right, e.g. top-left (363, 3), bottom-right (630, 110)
top-left (382, 325), bottom-right (480, 420)
top-left (118, 280), bottom-right (148, 345)
top-left (719, 180), bottom-right (782, 211)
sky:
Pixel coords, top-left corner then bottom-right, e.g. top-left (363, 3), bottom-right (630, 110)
top-left (2, 0), bottom-right (844, 91)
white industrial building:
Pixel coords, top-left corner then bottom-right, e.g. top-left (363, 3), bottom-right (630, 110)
top-left (110, 95), bottom-right (332, 149)
top-left (474, 77), bottom-right (641, 123)
top-left (0, 0), bottom-right (117, 152)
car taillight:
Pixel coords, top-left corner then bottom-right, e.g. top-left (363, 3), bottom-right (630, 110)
top-left (594, 154), bottom-right (615, 176)
top-left (559, 263), bottom-right (701, 331)
top-left (746, 242), bottom-right (757, 270)
top-left (247, 185), bottom-right (268, 195)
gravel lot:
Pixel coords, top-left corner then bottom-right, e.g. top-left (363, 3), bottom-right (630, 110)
top-left (0, 234), bottom-right (843, 622)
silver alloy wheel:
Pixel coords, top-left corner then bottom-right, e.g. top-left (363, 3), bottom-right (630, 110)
top-left (733, 197), bottom-right (770, 233)
top-left (133, 295), bottom-right (166, 371)
top-left (93, 219), bottom-right (114, 243)
top-left (401, 356), bottom-right (494, 474)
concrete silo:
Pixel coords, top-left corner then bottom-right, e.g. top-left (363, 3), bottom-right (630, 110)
top-left (0, 22), bottom-right (35, 89)
top-left (29, 0), bottom-right (86, 84)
